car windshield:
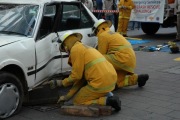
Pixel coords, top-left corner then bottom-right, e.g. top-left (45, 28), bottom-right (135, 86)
top-left (0, 4), bottom-right (39, 37)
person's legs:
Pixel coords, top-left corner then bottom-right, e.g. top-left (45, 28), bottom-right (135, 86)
top-left (131, 21), bottom-right (135, 30)
top-left (114, 13), bottom-right (119, 31)
top-left (116, 70), bottom-right (149, 88)
top-left (122, 18), bottom-right (129, 37)
top-left (73, 86), bottom-right (107, 105)
top-left (175, 12), bottom-right (180, 41)
top-left (105, 15), bottom-right (114, 25)
top-left (96, 0), bottom-right (103, 19)
top-left (105, 15), bottom-right (109, 21)
top-left (97, 12), bottom-right (102, 19)
top-left (137, 22), bottom-right (141, 30)
top-left (73, 86), bottom-right (121, 111)
top-left (109, 14), bottom-right (114, 26)
top-left (117, 17), bottom-right (123, 34)
top-left (104, 54), bottom-right (149, 88)
top-left (116, 70), bottom-right (138, 88)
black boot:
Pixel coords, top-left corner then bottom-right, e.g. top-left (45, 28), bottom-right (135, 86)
top-left (106, 96), bottom-right (121, 112)
top-left (137, 74), bottom-right (149, 87)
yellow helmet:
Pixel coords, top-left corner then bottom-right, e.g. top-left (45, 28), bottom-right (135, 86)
top-left (59, 31), bottom-right (82, 51)
top-left (92, 19), bottom-right (112, 35)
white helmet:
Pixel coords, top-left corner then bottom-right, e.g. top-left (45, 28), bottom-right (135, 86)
top-left (92, 19), bottom-right (112, 35)
top-left (59, 31), bottom-right (82, 51)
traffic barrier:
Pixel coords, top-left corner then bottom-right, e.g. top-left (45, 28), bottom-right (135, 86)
top-left (92, 10), bottom-right (119, 13)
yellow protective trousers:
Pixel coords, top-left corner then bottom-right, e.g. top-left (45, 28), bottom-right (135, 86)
top-left (97, 29), bottom-right (137, 88)
top-left (62, 42), bottom-right (117, 105)
top-left (116, 70), bottom-right (138, 88)
top-left (73, 85), bottom-right (107, 105)
top-left (117, 0), bottom-right (135, 35)
top-left (117, 18), bottom-right (129, 35)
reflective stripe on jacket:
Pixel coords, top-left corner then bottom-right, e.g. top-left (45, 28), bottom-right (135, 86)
top-left (62, 42), bottom-right (117, 98)
top-left (118, 0), bottom-right (135, 19)
top-left (97, 28), bottom-right (136, 73)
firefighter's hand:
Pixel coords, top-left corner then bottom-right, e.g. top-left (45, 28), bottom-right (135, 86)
top-left (119, 6), bottom-right (125, 9)
top-left (123, 6), bottom-right (127, 9)
top-left (57, 96), bottom-right (67, 104)
top-left (42, 80), bottom-right (62, 89)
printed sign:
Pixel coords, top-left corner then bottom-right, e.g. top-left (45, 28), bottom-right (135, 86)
top-left (130, 0), bottom-right (165, 23)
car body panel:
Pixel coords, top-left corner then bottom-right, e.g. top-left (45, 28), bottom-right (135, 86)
top-left (0, 0), bottom-right (98, 89)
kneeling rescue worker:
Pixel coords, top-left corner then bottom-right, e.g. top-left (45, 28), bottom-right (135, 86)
top-left (92, 19), bottom-right (149, 89)
top-left (44, 31), bottom-right (121, 111)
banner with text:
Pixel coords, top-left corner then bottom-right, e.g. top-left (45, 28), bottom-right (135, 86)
top-left (130, 0), bottom-right (165, 23)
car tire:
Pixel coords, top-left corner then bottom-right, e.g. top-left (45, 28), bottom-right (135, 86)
top-left (0, 72), bottom-right (24, 119)
top-left (141, 22), bottom-right (160, 35)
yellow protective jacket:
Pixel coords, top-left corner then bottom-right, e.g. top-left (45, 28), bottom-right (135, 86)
top-left (118, 0), bottom-right (135, 19)
top-left (97, 28), bottom-right (136, 73)
top-left (62, 41), bottom-right (117, 100)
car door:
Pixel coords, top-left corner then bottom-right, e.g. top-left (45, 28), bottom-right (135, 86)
top-left (34, 4), bottom-right (62, 84)
top-left (56, 1), bottom-right (98, 72)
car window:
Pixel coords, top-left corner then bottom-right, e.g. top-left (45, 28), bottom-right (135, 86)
top-left (0, 4), bottom-right (39, 37)
top-left (58, 3), bottom-right (94, 31)
top-left (44, 5), bottom-right (56, 16)
top-left (37, 5), bottom-right (56, 39)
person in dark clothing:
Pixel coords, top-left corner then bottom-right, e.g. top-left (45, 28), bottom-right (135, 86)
top-left (96, 0), bottom-right (103, 19)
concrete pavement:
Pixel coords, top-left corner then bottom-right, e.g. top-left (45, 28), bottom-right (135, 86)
top-left (7, 27), bottom-right (180, 120)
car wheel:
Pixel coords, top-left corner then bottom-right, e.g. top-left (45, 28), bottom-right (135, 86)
top-left (141, 22), bottom-right (160, 35)
top-left (0, 72), bottom-right (23, 119)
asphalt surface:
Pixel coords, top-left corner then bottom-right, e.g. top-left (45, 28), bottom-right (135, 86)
top-left (7, 27), bottom-right (180, 120)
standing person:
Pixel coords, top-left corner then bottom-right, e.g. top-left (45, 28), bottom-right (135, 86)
top-left (102, 0), bottom-right (116, 25)
top-left (131, 21), bottom-right (141, 30)
top-left (84, 0), bottom-right (94, 12)
top-left (174, 0), bottom-right (180, 42)
top-left (44, 31), bottom-right (121, 111)
top-left (114, 0), bottom-right (119, 31)
top-left (96, 0), bottom-right (103, 19)
top-left (92, 19), bottom-right (149, 89)
top-left (117, 0), bottom-right (135, 37)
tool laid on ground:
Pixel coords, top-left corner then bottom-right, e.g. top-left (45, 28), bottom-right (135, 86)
top-left (168, 41), bottom-right (180, 53)
top-left (156, 44), bottom-right (169, 51)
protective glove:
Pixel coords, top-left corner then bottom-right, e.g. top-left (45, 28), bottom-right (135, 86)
top-left (42, 79), bottom-right (62, 89)
top-left (119, 6), bottom-right (126, 9)
top-left (57, 96), bottom-right (67, 104)
top-left (123, 6), bottom-right (127, 9)
top-left (126, 6), bottom-right (132, 9)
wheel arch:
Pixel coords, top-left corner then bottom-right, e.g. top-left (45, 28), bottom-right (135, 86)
top-left (1, 64), bottom-right (29, 101)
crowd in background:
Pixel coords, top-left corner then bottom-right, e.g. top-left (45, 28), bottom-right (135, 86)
top-left (79, 0), bottom-right (140, 36)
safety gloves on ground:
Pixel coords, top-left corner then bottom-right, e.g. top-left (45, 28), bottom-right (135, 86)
top-left (42, 79), bottom-right (62, 89)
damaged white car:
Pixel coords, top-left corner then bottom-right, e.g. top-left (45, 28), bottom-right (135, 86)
top-left (0, 0), bottom-right (99, 119)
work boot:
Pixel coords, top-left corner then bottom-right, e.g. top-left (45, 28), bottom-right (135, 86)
top-left (137, 74), bottom-right (149, 87)
top-left (106, 96), bottom-right (121, 112)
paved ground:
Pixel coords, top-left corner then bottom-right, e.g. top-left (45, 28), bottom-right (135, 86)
top-left (7, 27), bottom-right (180, 120)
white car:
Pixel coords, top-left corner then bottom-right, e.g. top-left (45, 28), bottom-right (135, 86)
top-left (0, 0), bottom-right (100, 119)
